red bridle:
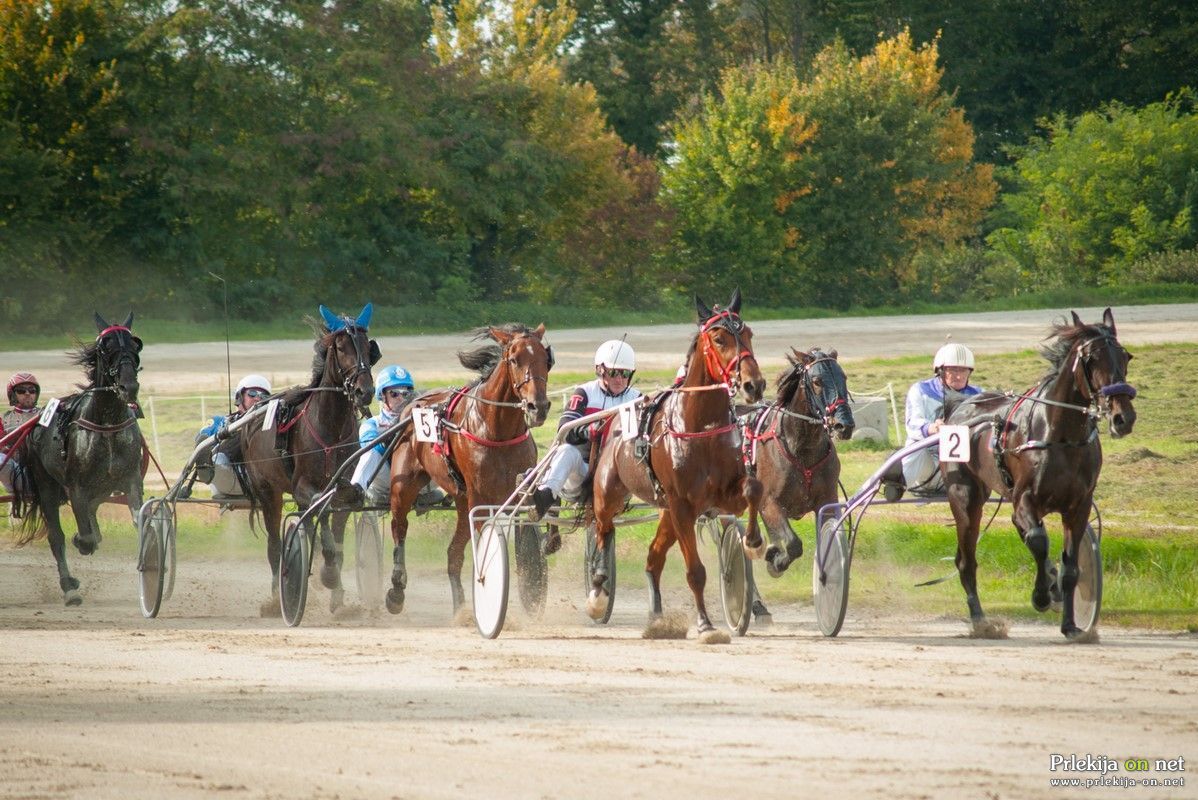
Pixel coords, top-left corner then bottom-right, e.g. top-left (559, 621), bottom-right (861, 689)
top-left (699, 310), bottom-right (756, 389)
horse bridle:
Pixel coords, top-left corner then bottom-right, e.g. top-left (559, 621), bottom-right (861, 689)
top-left (95, 325), bottom-right (142, 391)
top-left (1072, 330), bottom-right (1136, 413)
top-left (508, 335), bottom-right (553, 393)
top-left (797, 353), bottom-right (849, 431)
top-left (699, 308), bottom-right (757, 394)
top-left (329, 324), bottom-right (378, 407)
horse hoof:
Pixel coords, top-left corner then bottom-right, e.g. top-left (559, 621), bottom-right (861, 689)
top-left (698, 628), bottom-right (731, 645)
top-left (542, 530), bottom-right (562, 556)
top-left (1063, 625), bottom-right (1099, 643)
top-left (969, 617), bottom-right (1009, 639)
top-left (320, 562), bottom-right (340, 590)
top-left (72, 535), bottom-right (97, 556)
top-left (586, 588), bottom-right (609, 620)
top-left (751, 600), bottom-right (773, 626)
top-left (1032, 588), bottom-right (1051, 613)
top-left (385, 588), bottom-right (405, 615)
top-left (329, 588), bottom-right (344, 614)
top-left (742, 538), bottom-right (767, 561)
top-left (64, 590), bottom-right (83, 607)
top-left (259, 597), bottom-right (281, 618)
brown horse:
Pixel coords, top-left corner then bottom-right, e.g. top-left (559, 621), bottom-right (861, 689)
top-left (239, 305), bottom-right (378, 614)
top-left (747, 348), bottom-right (855, 579)
top-left (384, 323), bottom-right (552, 614)
top-left (943, 308), bottom-right (1136, 638)
top-left (589, 290), bottom-right (767, 635)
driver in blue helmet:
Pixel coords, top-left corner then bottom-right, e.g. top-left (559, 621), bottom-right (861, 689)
top-left (349, 365), bottom-right (447, 510)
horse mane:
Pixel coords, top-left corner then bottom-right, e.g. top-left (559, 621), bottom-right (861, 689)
top-left (68, 338), bottom-right (99, 388)
top-left (1038, 318), bottom-right (1106, 379)
top-left (776, 350), bottom-right (814, 407)
top-left (457, 324), bottom-right (535, 379)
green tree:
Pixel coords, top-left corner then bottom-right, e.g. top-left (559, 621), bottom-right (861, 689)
top-left (665, 32), bottom-right (995, 307)
top-left (989, 92), bottom-right (1198, 288)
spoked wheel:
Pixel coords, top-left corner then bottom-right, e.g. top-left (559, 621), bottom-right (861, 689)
top-left (137, 500), bottom-right (169, 618)
top-left (1072, 524), bottom-right (1103, 634)
top-left (354, 512), bottom-right (385, 606)
top-left (713, 518), bottom-right (751, 636)
top-left (472, 519), bottom-right (511, 639)
top-left (813, 517), bottom-right (850, 637)
top-left (280, 515), bottom-right (313, 627)
top-left (514, 523), bottom-right (548, 616)
top-left (583, 524), bottom-right (616, 624)
top-left (162, 513), bottom-right (177, 603)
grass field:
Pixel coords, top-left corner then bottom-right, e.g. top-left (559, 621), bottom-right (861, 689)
top-left (5, 342), bottom-right (1195, 630)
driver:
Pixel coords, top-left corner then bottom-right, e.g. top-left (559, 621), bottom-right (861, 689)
top-left (898, 343), bottom-right (982, 496)
top-left (1, 372), bottom-right (43, 496)
top-left (191, 374), bottom-right (272, 499)
top-left (529, 340), bottom-right (641, 526)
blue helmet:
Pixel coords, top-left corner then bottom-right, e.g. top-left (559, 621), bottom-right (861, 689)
top-left (375, 365), bottom-right (415, 401)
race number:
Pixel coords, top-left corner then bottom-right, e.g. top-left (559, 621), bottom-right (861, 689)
top-left (38, 398), bottom-right (60, 427)
top-left (261, 399), bottom-right (280, 432)
top-left (412, 407), bottom-right (441, 443)
top-left (938, 424), bottom-right (971, 463)
top-left (619, 403), bottom-right (639, 441)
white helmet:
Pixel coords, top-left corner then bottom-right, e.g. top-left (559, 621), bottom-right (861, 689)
top-left (233, 374), bottom-right (272, 403)
top-left (933, 343), bottom-right (975, 372)
top-left (594, 340), bottom-right (636, 371)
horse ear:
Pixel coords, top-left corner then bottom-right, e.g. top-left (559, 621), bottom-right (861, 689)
top-left (694, 294), bottom-right (713, 322)
top-left (1102, 307), bottom-right (1116, 334)
top-left (1071, 310), bottom-right (1084, 327)
top-left (355, 303), bottom-right (373, 329)
top-left (533, 323), bottom-right (546, 339)
top-left (728, 287), bottom-right (742, 315)
top-left (489, 326), bottom-right (513, 345)
top-left (94, 312), bottom-right (109, 332)
top-left (122, 312), bottom-right (134, 329)
top-left (828, 348), bottom-right (839, 360)
top-left (319, 305), bottom-right (343, 331)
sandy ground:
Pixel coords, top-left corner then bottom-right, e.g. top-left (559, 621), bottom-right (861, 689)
top-left (1, 536), bottom-right (1196, 800)
top-left (3, 303), bottom-right (1197, 395)
top-left (2, 306), bottom-right (1197, 799)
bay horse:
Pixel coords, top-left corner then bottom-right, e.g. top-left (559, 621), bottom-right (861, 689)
top-left (17, 312), bottom-right (145, 605)
top-left (589, 290), bottom-right (767, 636)
top-left (746, 348), bottom-right (855, 580)
top-left (384, 323), bottom-right (552, 615)
top-left (239, 305), bottom-right (378, 615)
top-left (943, 308), bottom-right (1136, 638)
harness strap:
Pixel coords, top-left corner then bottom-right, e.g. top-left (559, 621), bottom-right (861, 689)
top-left (74, 415), bottom-right (138, 433)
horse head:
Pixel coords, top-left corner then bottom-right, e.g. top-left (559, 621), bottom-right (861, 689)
top-left (92, 312), bottom-right (142, 407)
top-left (489, 323), bottom-right (552, 428)
top-left (694, 288), bottom-right (766, 403)
top-left (788, 347), bottom-right (855, 440)
top-left (317, 304), bottom-right (378, 411)
top-left (1069, 308), bottom-right (1136, 438)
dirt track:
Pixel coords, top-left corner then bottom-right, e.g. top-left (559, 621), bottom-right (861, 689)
top-left (2, 306), bottom-right (1197, 799)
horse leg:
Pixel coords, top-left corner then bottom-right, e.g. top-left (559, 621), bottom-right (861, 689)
top-left (760, 496), bottom-right (801, 578)
top-left (259, 493), bottom-right (284, 617)
top-left (320, 510), bottom-right (349, 613)
top-left (66, 488), bottom-right (101, 556)
top-left (739, 476), bottom-right (766, 559)
top-left (385, 480), bottom-right (423, 615)
top-left (446, 503), bottom-right (471, 612)
top-left (669, 502), bottom-right (713, 633)
top-left (644, 512), bottom-right (675, 619)
top-left (1058, 506), bottom-right (1090, 638)
top-left (947, 477), bottom-right (986, 624)
top-left (1013, 493), bottom-right (1054, 612)
top-left (41, 495), bottom-right (81, 605)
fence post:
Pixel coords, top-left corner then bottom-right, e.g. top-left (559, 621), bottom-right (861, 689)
top-left (200, 395), bottom-right (206, 424)
top-left (148, 395), bottom-right (162, 459)
top-left (887, 382), bottom-right (902, 446)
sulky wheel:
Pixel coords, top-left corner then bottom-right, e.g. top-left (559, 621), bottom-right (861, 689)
top-left (514, 522), bottom-right (548, 616)
top-left (715, 518), bottom-right (752, 636)
top-left (472, 520), bottom-right (511, 639)
top-left (279, 515), bottom-right (313, 627)
top-left (353, 512), bottom-right (385, 607)
top-left (137, 500), bottom-right (169, 618)
top-left (813, 517), bottom-right (851, 637)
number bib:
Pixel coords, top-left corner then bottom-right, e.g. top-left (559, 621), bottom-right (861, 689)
top-left (939, 424), bottom-right (971, 463)
top-left (619, 403), bottom-right (639, 441)
top-left (413, 407), bottom-right (441, 444)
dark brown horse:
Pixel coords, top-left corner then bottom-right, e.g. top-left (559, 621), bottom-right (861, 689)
top-left (384, 323), bottom-right (552, 614)
top-left (747, 348), bottom-right (855, 579)
top-left (239, 305), bottom-right (378, 615)
top-left (589, 290), bottom-right (767, 636)
top-left (943, 308), bottom-right (1136, 638)
top-left (17, 313), bottom-right (145, 605)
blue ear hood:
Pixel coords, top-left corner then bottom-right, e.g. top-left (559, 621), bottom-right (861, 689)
top-left (319, 305), bottom-right (344, 331)
top-left (319, 303), bottom-right (372, 331)
top-left (355, 303), bottom-right (372, 329)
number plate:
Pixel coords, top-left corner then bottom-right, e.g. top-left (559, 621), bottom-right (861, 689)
top-left (939, 424), bottom-right (971, 463)
top-left (38, 398), bottom-right (60, 427)
top-left (619, 403), bottom-right (639, 441)
top-left (261, 399), bottom-right (280, 432)
top-left (413, 407), bottom-right (441, 443)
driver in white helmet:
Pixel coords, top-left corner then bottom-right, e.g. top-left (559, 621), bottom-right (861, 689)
top-left (190, 374), bottom-right (272, 499)
top-left (529, 340), bottom-right (641, 531)
top-left (898, 343), bottom-right (982, 496)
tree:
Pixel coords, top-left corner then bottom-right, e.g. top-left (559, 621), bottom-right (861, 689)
top-left (665, 31), bottom-right (995, 307)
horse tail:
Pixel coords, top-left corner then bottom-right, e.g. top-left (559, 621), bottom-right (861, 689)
top-left (12, 465), bottom-right (48, 545)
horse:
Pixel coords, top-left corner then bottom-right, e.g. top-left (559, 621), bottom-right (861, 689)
top-left (746, 348), bottom-right (855, 581)
top-left (239, 304), bottom-right (378, 615)
top-left (942, 308), bottom-right (1136, 638)
top-left (17, 312), bottom-right (145, 605)
top-left (589, 290), bottom-right (767, 637)
top-left (383, 323), bottom-right (552, 615)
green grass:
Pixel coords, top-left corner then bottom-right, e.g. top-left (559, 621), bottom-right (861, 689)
top-left (6, 341), bottom-right (1195, 631)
